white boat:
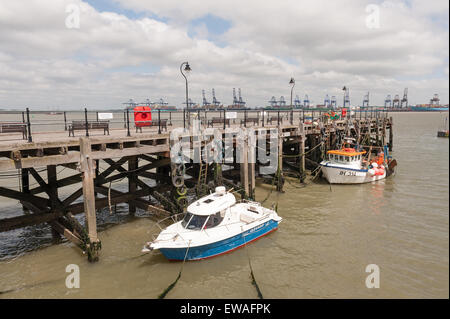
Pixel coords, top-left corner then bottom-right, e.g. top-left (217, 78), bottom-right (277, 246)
top-left (142, 186), bottom-right (282, 261)
top-left (320, 146), bottom-right (395, 184)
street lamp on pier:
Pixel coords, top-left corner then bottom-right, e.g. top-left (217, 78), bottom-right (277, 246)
top-left (180, 61), bottom-right (191, 128)
top-left (289, 77), bottom-right (295, 124)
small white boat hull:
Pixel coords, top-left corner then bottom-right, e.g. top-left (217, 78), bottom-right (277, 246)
top-left (320, 163), bottom-right (386, 184)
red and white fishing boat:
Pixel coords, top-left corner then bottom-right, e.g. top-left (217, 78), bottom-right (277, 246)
top-left (320, 144), bottom-right (396, 184)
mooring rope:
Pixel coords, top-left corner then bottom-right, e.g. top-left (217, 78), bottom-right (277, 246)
top-left (158, 240), bottom-right (191, 299)
top-left (242, 233), bottom-right (264, 299)
top-left (281, 141), bottom-right (323, 158)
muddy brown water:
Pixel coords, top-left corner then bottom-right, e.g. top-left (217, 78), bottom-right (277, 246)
top-left (0, 112), bottom-right (448, 298)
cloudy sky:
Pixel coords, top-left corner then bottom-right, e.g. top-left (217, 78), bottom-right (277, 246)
top-left (0, 0), bottom-right (448, 109)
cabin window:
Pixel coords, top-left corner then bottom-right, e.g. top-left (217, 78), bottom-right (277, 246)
top-left (204, 212), bottom-right (224, 229)
top-left (345, 156), bottom-right (350, 162)
top-left (203, 198), bottom-right (214, 204)
top-left (339, 155), bottom-right (344, 162)
top-left (182, 213), bottom-right (208, 230)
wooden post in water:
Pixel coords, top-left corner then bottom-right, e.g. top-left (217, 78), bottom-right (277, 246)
top-left (21, 168), bottom-right (30, 212)
top-left (298, 123), bottom-right (306, 182)
top-left (47, 165), bottom-right (61, 241)
top-left (276, 127), bottom-right (284, 192)
top-left (128, 156), bottom-right (138, 216)
top-left (240, 136), bottom-right (249, 198)
top-left (79, 137), bottom-right (100, 261)
top-left (388, 116), bottom-right (393, 151)
top-left (249, 137), bottom-right (256, 200)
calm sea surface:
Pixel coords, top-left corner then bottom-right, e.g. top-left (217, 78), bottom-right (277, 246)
top-left (0, 112), bottom-right (448, 298)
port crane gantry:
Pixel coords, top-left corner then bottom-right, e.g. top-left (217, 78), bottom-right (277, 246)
top-left (202, 89), bottom-right (211, 106)
top-left (294, 95), bottom-right (302, 108)
top-left (212, 89), bottom-right (221, 107)
top-left (400, 88), bottom-right (408, 108)
top-left (384, 94), bottom-right (392, 108)
top-left (324, 94), bottom-right (331, 108)
top-left (330, 96), bottom-right (337, 109)
top-left (269, 96), bottom-right (278, 108)
top-left (122, 98), bottom-right (137, 110)
top-left (303, 94), bottom-right (310, 108)
top-left (362, 92), bottom-right (370, 108)
top-left (393, 94), bottom-right (400, 108)
top-left (430, 93), bottom-right (440, 106)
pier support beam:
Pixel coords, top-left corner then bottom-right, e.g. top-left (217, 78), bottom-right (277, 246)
top-left (276, 128), bottom-right (284, 192)
top-left (21, 168), bottom-right (30, 212)
top-left (299, 135), bottom-right (306, 183)
top-left (47, 165), bottom-right (61, 241)
top-left (240, 137), bottom-right (249, 198)
top-left (388, 116), bottom-right (394, 151)
top-left (80, 137), bottom-right (100, 262)
top-left (128, 156), bottom-right (138, 216)
top-left (249, 141), bottom-right (256, 200)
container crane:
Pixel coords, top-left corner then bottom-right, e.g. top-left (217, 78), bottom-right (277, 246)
top-left (393, 94), bottom-right (400, 108)
top-left (202, 89), bottom-right (211, 106)
top-left (212, 89), bottom-right (221, 106)
top-left (324, 94), bottom-right (331, 108)
top-left (294, 95), bottom-right (302, 108)
top-left (303, 94), bottom-right (310, 108)
top-left (362, 92), bottom-right (369, 108)
top-left (384, 95), bottom-right (392, 108)
top-left (330, 96), bottom-right (337, 109)
top-left (269, 96), bottom-right (278, 108)
top-left (400, 88), bottom-right (408, 108)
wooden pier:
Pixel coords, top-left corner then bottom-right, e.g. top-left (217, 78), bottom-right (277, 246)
top-left (0, 109), bottom-right (393, 261)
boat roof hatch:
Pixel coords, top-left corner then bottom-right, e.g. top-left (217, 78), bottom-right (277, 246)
top-left (187, 187), bottom-right (236, 216)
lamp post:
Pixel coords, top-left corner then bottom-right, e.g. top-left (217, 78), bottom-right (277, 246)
top-left (289, 77), bottom-right (295, 124)
top-left (180, 61), bottom-right (191, 129)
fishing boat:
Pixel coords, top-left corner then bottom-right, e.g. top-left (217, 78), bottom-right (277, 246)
top-left (320, 142), bottom-right (396, 184)
top-left (142, 186), bottom-right (282, 261)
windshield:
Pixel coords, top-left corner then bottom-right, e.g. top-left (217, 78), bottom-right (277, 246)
top-left (181, 213), bottom-right (208, 230)
top-left (204, 212), bottom-right (224, 229)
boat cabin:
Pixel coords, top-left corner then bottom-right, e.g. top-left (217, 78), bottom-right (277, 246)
top-left (327, 148), bottom-right (365, 164)
top-left (182, 187), bottom-right (235, 231)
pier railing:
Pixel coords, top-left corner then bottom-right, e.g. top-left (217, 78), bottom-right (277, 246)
top-left (0, 107), bottom-right (389, 142)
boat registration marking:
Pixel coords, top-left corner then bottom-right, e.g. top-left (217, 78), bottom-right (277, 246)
top-left (339, 170), bottom-right (357, 176)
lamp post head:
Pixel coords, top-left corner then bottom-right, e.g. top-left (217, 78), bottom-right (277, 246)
top-left (184, 62), bottom-right (191, 76)
top-left (289, 77), bottom-right (295, 87)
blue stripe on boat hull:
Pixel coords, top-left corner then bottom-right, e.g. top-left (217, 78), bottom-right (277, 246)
top-left (159, 219), bottom-right (279, 261)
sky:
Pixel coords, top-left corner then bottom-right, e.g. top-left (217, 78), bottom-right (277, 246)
top-left (0, 0), bottom-right (448, 109)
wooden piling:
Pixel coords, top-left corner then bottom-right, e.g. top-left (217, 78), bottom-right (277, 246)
top-left (128, 156), bottom-right (138, 216)
top-left (79, 137), bottom-right (100, 261)
top-left (249, 142), bottom-right (256, 200)
top-left (240, 137), bottom-right (249, 198)
top-left (388, 116), bottom-right (393, 151)
top-left (21, 168), bottom-right (29, 212)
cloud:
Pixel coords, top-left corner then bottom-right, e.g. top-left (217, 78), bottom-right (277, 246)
top-left (0, 0), bottom-right (448, 109)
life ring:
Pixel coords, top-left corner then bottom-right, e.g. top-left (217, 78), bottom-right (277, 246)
top-left (176, 185), bottom-right (187, 196)
top-left (172, 175), bottom-right (184, 188)
top-left (175, 163), bottom-right (186, 176)
top-left (177, 196), bottom-right (188, 208)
